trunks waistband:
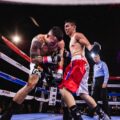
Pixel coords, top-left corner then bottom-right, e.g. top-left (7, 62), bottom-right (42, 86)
top-left (71, 55), bottom-right (85, 61)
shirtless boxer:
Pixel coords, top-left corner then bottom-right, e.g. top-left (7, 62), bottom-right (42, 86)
top-left (59, 20), bottom-right (110, 120)
top-left (0, 26), bottom-right (65, 120)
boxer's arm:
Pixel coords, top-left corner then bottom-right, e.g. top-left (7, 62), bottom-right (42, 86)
top-left (30, 36), bottom-right (42, 64)
top-left (32, 54), bottom-right (61, 64)
top-left (75, 33), bottom-right (101, 53)
top-left (54, 40), bottom-right (65, 81)
top-left (53, 58), bottom-right (64, 83)
top-left (75, 32), bottom-right (92, 51)
top-left (58, 39), bottom-right (65, 68)
top-left (34, 39), bottom-right (65, 65)
top-left (31, 35), bottom-right (61, 64)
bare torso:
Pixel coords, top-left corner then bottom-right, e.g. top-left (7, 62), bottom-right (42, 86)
top-left (69, 34), bottom-right (85, 57)
top-left (31, 35), bottom-right (59, 58)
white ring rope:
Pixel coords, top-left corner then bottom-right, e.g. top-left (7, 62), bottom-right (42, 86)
top-left (0, 52), bottom-right (29, 74)
top-left (108, 84), bottom-right (120, 88)
top-left (89, 84), bottom-right (120, 88)
top-left (0, 89), bottom-right (120, 105)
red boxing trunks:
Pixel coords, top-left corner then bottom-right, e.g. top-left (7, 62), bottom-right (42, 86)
top-left (59, 55), bottom-right (89, 95)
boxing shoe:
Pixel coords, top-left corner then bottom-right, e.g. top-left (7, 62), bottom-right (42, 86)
top-left (70, 105), bottom-right (83, 120)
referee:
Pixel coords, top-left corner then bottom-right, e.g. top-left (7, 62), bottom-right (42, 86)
top-left (92, 54), bottom-right (111, 119)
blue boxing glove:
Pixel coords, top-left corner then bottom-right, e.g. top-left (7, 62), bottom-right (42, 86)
top-left (63, 50), bottom-right (71, 59)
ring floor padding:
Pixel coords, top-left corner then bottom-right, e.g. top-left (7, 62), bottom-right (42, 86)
top-left (0, 113), bottom-right (119, 120)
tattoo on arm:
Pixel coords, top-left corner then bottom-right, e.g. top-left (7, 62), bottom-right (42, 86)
top-left (30, 38), bottom-right (41, 59)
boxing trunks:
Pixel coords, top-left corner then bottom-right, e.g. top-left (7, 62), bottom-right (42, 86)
top-left (59, 55), bottom-right (89, 95)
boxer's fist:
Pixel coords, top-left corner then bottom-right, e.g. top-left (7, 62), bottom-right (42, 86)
top-left (52, 54), bottom-right (61, 64)
top-left (31, 64), bottom-right (43, 77)
top-left (63, 50), bottom-right (71, 59)
top-left (91, 42), bottom-right (101, 54)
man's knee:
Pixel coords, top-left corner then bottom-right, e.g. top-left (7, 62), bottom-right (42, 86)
top-left (59, 88), bottom-right (66, 97)
top-left (27, 82), bottom-right (36, 90)
top-left (80, 93), bottom-right (89, 100)
top-left (27, 75), bottom-right (39, 89)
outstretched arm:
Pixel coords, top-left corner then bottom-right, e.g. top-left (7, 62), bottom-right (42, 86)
top-left (75, 32), bottom-right (101, 53)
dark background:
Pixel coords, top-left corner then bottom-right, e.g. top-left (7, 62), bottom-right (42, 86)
top-left (0, 3), bottom-right (120, 91)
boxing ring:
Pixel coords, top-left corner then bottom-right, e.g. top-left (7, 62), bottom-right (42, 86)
top-left (0, 36), bottom-right (120, 120)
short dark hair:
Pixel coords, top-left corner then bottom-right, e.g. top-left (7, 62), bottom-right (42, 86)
top-left (64, 19), bottom-right (76, 26)
top-left (50, 26), bottom-right (63, 41)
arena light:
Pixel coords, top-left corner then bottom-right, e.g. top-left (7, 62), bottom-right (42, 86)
top-left (12, 34), bottom-right (21, 44)
top-left (90, 52), bottom-right (96, 58)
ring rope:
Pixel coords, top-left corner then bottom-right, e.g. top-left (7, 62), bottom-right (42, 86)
top-left (0, 89), bottom-right (120, 105)
top-left (109, 76), bottom-right (120, 80)
top-left (0, 71), bottom-right (26, 86)
top-left (0, 71), bottom-right (49, 93)
top-left (1, 70), bottom-right (120, 96)
top-left (0, 52), bottom-right (29, 74)
top-left (1, 35), bottom-right (31, 62)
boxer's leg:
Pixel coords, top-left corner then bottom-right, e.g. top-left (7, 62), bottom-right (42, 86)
top-left (0, 68), bottom-right (40, 120)
top-left (80, 93), bottom-right (110, 120)
top-left (60, 88), bottom-right (83, 120)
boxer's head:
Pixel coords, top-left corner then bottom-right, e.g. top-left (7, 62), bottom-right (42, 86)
top-left (93, 54), bottom-right (101, 63)
top-left (64, 19), bottom-right (76, 36)
top-left (46, 26), bottom-right (63, 50)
